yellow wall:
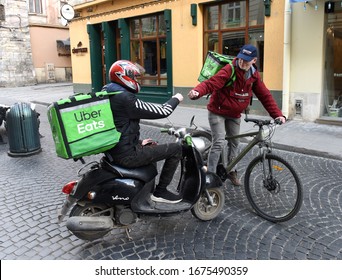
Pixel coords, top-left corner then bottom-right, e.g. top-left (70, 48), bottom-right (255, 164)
top-left (290, 2), bottom-right (325, 93)
top-left (69, 18), bottom-right (92, 84)
top-left (170, 0), bottom-right (204, 87)
top-left (263, 0), bottom-right (284, 90)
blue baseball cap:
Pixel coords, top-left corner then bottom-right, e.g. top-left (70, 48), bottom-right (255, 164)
top-left (237, 44), bottom-right (257, 61)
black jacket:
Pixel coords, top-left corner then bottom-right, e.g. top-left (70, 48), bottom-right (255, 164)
top-left (103, 83), bottom-right (180, 158)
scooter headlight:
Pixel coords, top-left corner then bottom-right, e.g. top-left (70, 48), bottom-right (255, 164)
top-left (192, 137), bottom-right (206, 153)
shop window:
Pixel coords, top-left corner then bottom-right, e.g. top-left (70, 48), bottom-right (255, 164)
top-left (204, 0), bottom-right (264, 72)
top-left (324, 12), bottom-right (342, 118)
top-left (29, 0), bottom-right (43, 14)
top-left (130, 14), bottom-right (167, 86)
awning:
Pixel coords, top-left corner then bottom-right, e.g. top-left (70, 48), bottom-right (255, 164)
top-left (56, 38), bottom-right (71, 54)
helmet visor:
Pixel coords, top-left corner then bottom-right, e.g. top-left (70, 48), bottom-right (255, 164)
top-left (134, 62), bottom-right (145, 76)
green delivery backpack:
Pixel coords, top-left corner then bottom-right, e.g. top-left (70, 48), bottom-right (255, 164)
top-left (47, 91), bottom-right (121, 160)
top-left (198, 51), bottom-right (236, 87)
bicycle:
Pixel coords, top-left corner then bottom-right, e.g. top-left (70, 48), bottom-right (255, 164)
top-left (190, 116), bottom-right (303, 223)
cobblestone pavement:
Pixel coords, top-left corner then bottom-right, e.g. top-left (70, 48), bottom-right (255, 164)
top-left (0, 103), bottom-right (341, 260)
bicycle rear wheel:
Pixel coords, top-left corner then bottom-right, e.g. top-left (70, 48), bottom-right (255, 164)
top-left (244, 153), bottom-right (302, 223)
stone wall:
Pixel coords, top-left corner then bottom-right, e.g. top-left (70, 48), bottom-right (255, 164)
top-left (0, 0), bottom-right (36, 87)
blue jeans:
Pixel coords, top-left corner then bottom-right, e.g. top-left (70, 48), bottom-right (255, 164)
top-left (207, 111), bottom-right (241, 173)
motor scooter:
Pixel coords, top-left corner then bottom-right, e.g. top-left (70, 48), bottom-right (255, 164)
top-left (57, 125), bottom-right (224, 241)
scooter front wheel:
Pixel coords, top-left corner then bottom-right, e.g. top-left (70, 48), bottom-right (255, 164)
top-left (191, 188), bottom-right (225, 221)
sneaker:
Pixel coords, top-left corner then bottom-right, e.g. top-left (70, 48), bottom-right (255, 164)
top-left (227, 170), bottom-right (242, 186)
top-left (151, 189), bottom-right (182, 204)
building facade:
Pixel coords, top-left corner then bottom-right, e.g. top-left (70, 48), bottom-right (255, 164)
top-left (67, 0), bottom-right (341, 123)
top-left (0, 0), bottom-right (72, 87)
top-left (0, 0), bottom-right (36, 87)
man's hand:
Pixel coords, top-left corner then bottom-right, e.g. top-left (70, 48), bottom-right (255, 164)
top-left (142, 138), bottom-right (157, 146)
top-left (275, 116), bottom-right (286, 124)
top-left (188, 90), bottom-right (199, 100)
top-left (173, 93), bottom-right (184, 102)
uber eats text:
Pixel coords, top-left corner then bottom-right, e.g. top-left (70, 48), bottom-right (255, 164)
top-left (74, 109), bottom-right (105, 134)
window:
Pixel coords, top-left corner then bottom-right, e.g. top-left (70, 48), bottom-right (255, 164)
top-left (323, 13), bottom-right (342, 118)
top-left (204, 0), bottom-right (264, 72)
top-left (29, 0), bottom-right (43, 14)
top-left (130, 14), bottom-right (167, 86)
top-left (0, 5), bottom-right (5, 21)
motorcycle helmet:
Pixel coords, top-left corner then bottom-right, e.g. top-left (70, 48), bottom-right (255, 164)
top-left (109, 60), bottom-right (144, 93)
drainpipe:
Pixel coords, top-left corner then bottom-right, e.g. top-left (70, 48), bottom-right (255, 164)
top-left (282, 0), bottom-right (292, 118)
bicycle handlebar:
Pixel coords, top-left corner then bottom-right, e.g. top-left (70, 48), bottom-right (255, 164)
top-left (274, 118), bottom-right (283, 125)
top-left (244, 118), bottom-right (272, 126)
top-left (244, 118), bottom-right (283, 126)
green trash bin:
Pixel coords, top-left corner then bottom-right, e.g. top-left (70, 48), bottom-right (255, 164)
top-left (6, 102), bottom-right (41, 156)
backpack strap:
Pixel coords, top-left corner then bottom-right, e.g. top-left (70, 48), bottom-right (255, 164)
top-left (224, 64), bottom-right (236, 87)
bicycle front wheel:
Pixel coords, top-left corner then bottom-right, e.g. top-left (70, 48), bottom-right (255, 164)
top-left (244, 154), bottom-right (302, 223)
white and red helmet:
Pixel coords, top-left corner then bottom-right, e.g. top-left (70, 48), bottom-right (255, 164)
top-left (109, 60), bottom-right (144, 93)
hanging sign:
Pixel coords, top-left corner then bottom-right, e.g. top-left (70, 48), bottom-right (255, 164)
top-left (61, 4), bottom-right (75, 21)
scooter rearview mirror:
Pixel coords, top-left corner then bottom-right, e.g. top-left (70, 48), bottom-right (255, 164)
top-left (190, 115), bottom-right (197, 129)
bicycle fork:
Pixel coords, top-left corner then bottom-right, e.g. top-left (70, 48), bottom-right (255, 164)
top-left (260, 149), bottom-right (279, 192)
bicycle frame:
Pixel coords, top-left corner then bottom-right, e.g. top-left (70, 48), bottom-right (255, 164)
top-left (225, 128), bottom-right (268, 173)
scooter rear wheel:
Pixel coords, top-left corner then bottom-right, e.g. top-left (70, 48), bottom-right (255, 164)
top-left (191, 187), bottom-right (225, 221)
top-left (69, 203), bottom-right (112, 241)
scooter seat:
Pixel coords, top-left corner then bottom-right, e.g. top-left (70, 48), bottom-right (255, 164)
top-left (101, 158), bottom-right (158, 183)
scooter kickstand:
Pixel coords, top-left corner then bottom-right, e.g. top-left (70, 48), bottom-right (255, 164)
top-left (125, 227), bottom-right (133, 241)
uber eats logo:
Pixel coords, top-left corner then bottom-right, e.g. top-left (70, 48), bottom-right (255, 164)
top-left (74, 109), bottom-right (105, 134)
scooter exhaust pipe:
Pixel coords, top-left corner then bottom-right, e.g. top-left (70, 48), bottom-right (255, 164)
top-left (66, 216), bottom-right (114, 241)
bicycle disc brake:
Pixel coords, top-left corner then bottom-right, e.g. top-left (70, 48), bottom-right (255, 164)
top-left (263, 177), bottom-right (280, 193)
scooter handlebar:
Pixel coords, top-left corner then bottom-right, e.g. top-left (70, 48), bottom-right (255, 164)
top-left (160, 127), bottom-right (176, 135)
top-left (160, 127), bottom-right (187, 138)
top-left (160, 127), bottom-right (171, 133)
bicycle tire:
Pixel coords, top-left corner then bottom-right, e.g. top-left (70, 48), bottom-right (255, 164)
top-left (244, 153), bottom-right (303, 223)
top-left (191, 130), bottom-right (212, 162)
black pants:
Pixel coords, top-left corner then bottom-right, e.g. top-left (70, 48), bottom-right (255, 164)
top-left (110, 143), bottom-right (183, 189)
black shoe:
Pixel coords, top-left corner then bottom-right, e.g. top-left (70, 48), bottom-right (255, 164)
top-left (151, 189), bottom-right (182, 204)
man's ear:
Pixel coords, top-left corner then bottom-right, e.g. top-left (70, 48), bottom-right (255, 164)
top-left (252, 58), bottom-right (257, 64)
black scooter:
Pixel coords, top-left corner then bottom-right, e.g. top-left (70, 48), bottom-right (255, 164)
top-left (57, 126), bottom-right (224, 241)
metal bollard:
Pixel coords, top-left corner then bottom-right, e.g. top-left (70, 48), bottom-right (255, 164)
top-left (6, 102), bottom-right (42, 156)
